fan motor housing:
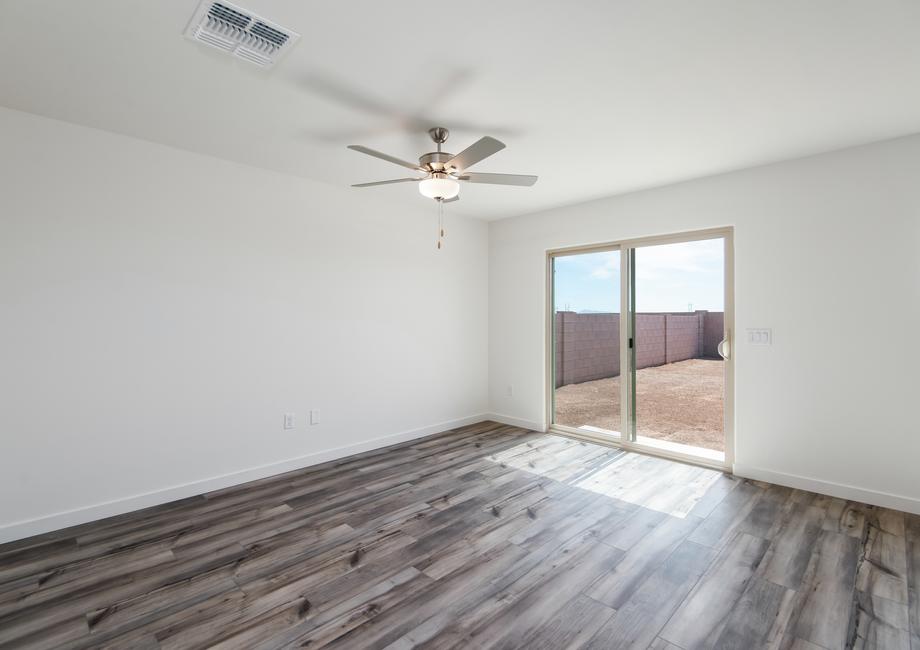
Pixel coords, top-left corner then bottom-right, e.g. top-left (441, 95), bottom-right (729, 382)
top-left (419, 151), bottom-right (456, 172)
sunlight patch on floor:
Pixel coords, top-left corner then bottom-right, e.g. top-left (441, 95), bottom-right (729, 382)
top-left (485, 437), bottom-right (723, 518)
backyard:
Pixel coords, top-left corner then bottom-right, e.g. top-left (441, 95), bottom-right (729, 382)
top-left (553, 358), bottom-right (724, 452)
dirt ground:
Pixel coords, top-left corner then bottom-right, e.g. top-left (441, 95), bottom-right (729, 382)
top-left (554, 358), bottom-right (724, 452)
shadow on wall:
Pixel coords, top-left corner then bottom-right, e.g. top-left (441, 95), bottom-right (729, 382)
top-left (554, 311), bottom-right (724, 387)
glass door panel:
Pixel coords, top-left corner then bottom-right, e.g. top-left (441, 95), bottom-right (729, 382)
top-left (629, 238), bottom-right (726, 462)
top-left (551, 249), bottom-right (622, 436)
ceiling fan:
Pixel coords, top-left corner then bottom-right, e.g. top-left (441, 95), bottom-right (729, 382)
top-left (347, 127), bottom-right (537, 204)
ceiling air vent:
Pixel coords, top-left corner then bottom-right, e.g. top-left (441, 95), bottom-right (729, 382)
top-left (184, 0), bottom-right (299, 68)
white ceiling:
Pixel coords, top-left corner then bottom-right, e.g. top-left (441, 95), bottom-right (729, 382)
top-left (2, 1), bottom-right (920, 220)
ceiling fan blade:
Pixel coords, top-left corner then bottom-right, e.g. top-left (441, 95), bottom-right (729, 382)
top-left (442, 195), bottom-right (460, 203)
top-left (445, 136), bottom-right (505, 173)
top-left (347, 145), bottom-right (425, 172)
top-left (302, 73), bottom-right (401, 118)
top-left (351, 178), bottom-right (422, 188)
top-left (459, 172), bottom-right (538, 186)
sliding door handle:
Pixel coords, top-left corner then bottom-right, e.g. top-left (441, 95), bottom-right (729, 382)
top-left (718, 330), bottom-right (731, 360)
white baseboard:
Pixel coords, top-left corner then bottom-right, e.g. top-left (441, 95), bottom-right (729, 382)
top-left (487, 413), bottom-right (546, 432)
top-left (0, 413), bottom-right (490, 545)
top-left (732, 463), bottom-right (920, 516)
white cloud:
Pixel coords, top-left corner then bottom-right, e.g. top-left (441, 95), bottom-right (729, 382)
top-left (590, 257), bottom-right (617, 279)
top-left (635, 239), bottom-right (722, 281)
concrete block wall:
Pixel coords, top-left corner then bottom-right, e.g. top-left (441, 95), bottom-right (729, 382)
top-left (555, 310), bottom-right (723, 386)
top-left (664, 313), bottom-right (702, 363)
top-left (554, 311), bottom-right (620, 387)
top-left (635, 314), bottom-right (666, 368)
top-left (702, 311), bottom-right (724, 358)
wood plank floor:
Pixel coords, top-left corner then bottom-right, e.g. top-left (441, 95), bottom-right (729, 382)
top-left (1, 421), bottom-right (918, 649)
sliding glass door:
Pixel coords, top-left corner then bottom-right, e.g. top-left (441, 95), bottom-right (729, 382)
top-left (550, 230), bottom-right (732, 467)
top-left (551, 248), bottom-right (622, 437)
top-left (628, 237), bottom-right (727, 463)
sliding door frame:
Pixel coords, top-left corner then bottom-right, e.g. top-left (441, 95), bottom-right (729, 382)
top-left (546, 226), bottom-right (734, 471)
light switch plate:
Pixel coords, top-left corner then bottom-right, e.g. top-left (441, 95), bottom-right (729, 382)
top-left (283, 413), bottom-right (295, 430)
top-left (746, 328), bottom-right (772, 345)
top-left (310, 409), bottom-right (320, 425)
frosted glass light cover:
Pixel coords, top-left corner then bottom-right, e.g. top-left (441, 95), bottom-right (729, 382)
top-left (419, 177), bottom-right (460, 200)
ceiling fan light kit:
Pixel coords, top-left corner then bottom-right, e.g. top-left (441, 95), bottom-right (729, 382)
top-left (419, 174), bottom-right (460, 200)
top-left (347, 126), bottom-right (538, 248)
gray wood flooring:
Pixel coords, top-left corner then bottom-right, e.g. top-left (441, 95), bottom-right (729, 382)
top-left (0, 421), bottom-right (918, 649)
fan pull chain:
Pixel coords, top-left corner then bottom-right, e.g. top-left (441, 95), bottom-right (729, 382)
top-left (437, 199), bottom-right (445, 250)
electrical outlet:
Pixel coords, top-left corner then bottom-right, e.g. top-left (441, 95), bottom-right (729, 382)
top-left (310, 409), bottom-right (320, 425)
top-left (283, 413), bottom-right (295, 430)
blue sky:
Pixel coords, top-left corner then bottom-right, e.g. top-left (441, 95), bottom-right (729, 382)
top-left (554, 239), bottom-right (724, 313)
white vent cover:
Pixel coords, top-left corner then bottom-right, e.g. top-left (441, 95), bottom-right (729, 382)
top-left (184, 0), bottom-right (299, 68)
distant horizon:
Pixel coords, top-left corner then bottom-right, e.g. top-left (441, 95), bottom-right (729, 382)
top-left (557, 308), bottom-right (725, 314)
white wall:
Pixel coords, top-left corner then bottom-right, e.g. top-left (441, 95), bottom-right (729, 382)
top-left (0, 107), bottom-right (489, 542)
top-left (490, 135), bottom-right (920, 512)
top-left (3, 106), bottom-right (919, 544)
